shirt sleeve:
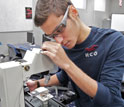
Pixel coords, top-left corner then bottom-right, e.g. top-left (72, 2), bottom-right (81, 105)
top-left (93, 34), bottom-right (124, 105)
top-left (56, 69), bottom-right (69, 85)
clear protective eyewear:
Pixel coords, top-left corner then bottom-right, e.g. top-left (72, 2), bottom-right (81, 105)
top-left (43, 6), bottom-right (70, 41)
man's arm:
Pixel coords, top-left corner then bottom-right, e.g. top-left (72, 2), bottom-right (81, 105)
top-left (38, 74), bottom-right (60, 87)
top-left (64, 61), bottom-right (98, 98)
top-left (41, 41), bottom-right (98, 97)
top-left (27, 74), bottom-right (60, 91)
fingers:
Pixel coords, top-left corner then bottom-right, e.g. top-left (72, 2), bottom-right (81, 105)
top-left (26, 80), bottom-right (37, 91)
top-left (41, 41), bottom-right (69, 69)
top-left (41, 50), bottom-right (56, 61)
top-left (42, 41), bottom-right (61, 53)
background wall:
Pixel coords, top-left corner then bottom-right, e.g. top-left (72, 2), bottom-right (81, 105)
top-left (32, 0), bottom-right (43, 46)
top-left (78, 0), bottom-right (124, 28)
top-left (0, 32), bottom-right (27, 54)
top-left (0, 0), bottom-right (32, 54)
top-left (0, 0), bottom-right (124, 55)
top-left (78, 0), bottom-right (109, 27)
top-left (110, 0), bottom-right (124, 14)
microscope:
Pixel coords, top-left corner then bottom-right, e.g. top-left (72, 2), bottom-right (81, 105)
top-left (0, 48), bottom-right (54, 107)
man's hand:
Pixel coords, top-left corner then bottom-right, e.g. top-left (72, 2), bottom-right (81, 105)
top-left (26, 80), bottom-right (37, 91)
top-left (41, 41), bottom-right (72, 70)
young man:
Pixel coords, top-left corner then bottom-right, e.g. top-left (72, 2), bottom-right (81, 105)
top-left (27, 0), bottom-right (124, 106)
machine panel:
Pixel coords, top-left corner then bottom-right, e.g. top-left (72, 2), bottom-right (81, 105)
top-left (0, 0), bottom-right (33, 32)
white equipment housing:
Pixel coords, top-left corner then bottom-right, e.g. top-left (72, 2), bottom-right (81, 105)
top-left (0, 48), bottom-right (54, 107)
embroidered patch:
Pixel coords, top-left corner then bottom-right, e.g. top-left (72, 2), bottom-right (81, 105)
top-left (85, 45), bottom-right (98, 52)
top-left (85, 45), bottom-right (98, 58)
top-left (85, 51), bottom-right (98, 58)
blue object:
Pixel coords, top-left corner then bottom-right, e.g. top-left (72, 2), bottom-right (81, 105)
top-left (0, 42), bottom-right (2, 45)
top-left (7, 43), bottom-right (40, 59)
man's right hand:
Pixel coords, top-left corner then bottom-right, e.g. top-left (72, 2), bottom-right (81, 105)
top-left (26, 80), bottom-right (38, 91)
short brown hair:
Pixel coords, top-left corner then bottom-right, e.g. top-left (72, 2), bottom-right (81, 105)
top-left (34, 0), bottom-right (72, 27)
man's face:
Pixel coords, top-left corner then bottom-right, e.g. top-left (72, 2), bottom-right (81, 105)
top-left (41, 6), bottom-right (80, 49)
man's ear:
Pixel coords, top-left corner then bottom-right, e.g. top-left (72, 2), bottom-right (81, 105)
top-left (69, 5), bottom-right (78, 19)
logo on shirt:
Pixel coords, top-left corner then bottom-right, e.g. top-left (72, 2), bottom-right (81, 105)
top-left (85, 45), bottom-right (98, 58)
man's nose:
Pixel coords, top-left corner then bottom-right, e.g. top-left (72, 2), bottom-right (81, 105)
top-left (54, 35), bottom-right (63, 44)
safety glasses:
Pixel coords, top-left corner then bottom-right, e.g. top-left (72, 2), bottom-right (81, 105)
top-left (43, 6), bottom-right (70, 41)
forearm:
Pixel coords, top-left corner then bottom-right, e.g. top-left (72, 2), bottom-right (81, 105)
top-left (64, 61), bottom-right (98, 98)
top-left (38, 74), bottom-right (60, 87)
